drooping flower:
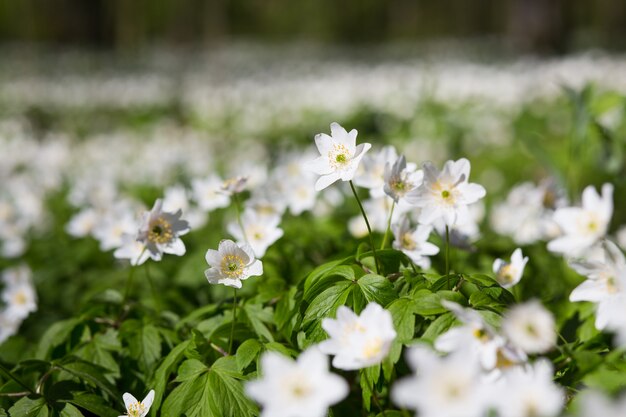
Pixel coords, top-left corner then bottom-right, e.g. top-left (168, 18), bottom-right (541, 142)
top-left (204, 239), bottom-right (263, 288)
top-left (392, 217), bottom-right (439, 269)
top-left (392, 346), bottom-right (489, 417)
top-left (120, 390), bottom-right (155, 417)
top-left (227, 208), bottom-right (284, 258)
top-left (383, 155), bottom-right (423, 203)
top-left (502, 300), bottom-right (556, 354)
top-left (136, 199), bottom-right (190, 262)
top-left (493, 248), bottom-right (529, 288)
top-left (405, 158), bottom-right (486, 227)
top-left (319, 302), bottom-right (396, 370)
top-left (547, 183), bottom-right (613, 258)
top-left (307, 122), bottom-right (372, 191)
top-left (245, 348), bottom-right (348, 417)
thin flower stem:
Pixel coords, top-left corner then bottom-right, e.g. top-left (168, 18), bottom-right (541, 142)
top-left (349, 180), bottom-right (381, 273)
top-left (233, 193), bottom-right (248, 243)
top-left (0, 391), bottom-right (30, 397)
top-left (380, 201), bottom-right (396, 250)
top-left (445, 225), bottom-right (450, 289)
top-left (0, 363), bottom-right (32, 394)
top-left (228, 288), bottom-right (238, 355)
top-left (145, 261), bottom-right (161, 314)
top-left (123, 246), bottom-right (147, 303)
top-left (369, 377), bottom-right (387, 417)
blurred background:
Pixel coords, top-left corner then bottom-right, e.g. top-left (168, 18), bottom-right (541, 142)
top-left (0, 0), bottom-right (625, 53)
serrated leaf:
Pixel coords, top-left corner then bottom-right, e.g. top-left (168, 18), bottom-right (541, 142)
top-left (303, 264), bottom-right (356, 302)
top-left (236, 339), bottom-right (263, 371)
top-left (59, 359), bottom-right (118, 398)
top-left (175, 359), bottom-right (208, 382)
top-left (36, 318), bottom-right (82, 359)
top-left (149, 340), bottom-right (191, 417)
top-left (8, 397), bottom-right (47, 417)
top-left (207, 357), bottom-right (258, 417)
top-left (411, 290), bottom-right (446, 316)
top-left (302, 281), bottom-right (352, 345)
top-left (69, 392), bottom-right (122, 417)
top-left (356, 274), bottom-right (396, 308)
top-left (242, 304), bottom-right (275, 342)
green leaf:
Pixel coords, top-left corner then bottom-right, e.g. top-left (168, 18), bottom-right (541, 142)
top-left (149, 340), bottom-right (191, 417)
top-left (302, 281), bottom-right (352, 345)
top-left (303, 264), bottom-right (356, 302)
top-left (236, 339), bottom-right (263, 371)
top-left (384, 297), bottom-right (417, 370)
top-left (36, 318), bottom-right (82, 359)
top-left (359, 365), bottom-right (381, 411)
top-left (242, 304), bottom-right (275, 342)
top-left (411, 290), bottom-right (446, 316)
top-left (122, 321), bottom-right (162, 371)
top-left (207, 357), bottom-right (258, 417)
top-left (175, 359), bottom-right (208, 382)
top-left (59, 359), bottom-right (118, 399)
top-left (60, 403), bottom-right (84, 417)
top-left (356, 274), bottom-right (396, 308)
top-left (8, 397), bottom-right (47, 417)
top-left (69, 392), bottom-right (120, 417)
top-left (422, 312), bottom-right (456, 342)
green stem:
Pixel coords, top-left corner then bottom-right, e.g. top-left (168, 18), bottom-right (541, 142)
top-left (122, 246), bottom-right (146, 303)
top-left (380, 201), bottom-right (396, 250)
top-left (0, 363), bottom-right (32, 394)
top-left (369, 377), bottom-right (387, 417)
top-left (145, 261), bottom-right (161, 314)
top-left (229, 288), bottom-right (238, 355)
top-left (349, 180), bottom-right (381, 273)
top-left (445, 225), bottom-right (450, 289)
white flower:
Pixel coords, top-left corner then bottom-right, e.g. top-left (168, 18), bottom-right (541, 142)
top-left (406, 158), bottom-right (486, 227)
top-left (493, 360), bottom-right (564, 417)
top-left (383, 155), bottom-right (423, 203)
top-left (493, 248), bottom-right (529, 288)
top-left (502, 301), bottom-right (555, 354)
top-left (66, 207), bottom-right (99, 238)
top-left (191, 174), bottom-right (231, 212)
top-left (319, 302), bottom-right (396, 370)
top-left (617, 225), bottom-right (626, 251)
top-left (547, 183), bottom-right (613, 257)
top-left (221, 176), bottom-right (249, 195)
top-left (307, 122), bottom-right (372, 191)
top-left (392, 217), bottom-right (439, 269)
top-left (204, 239), bottom-right (263, 289)
top-left (120, 390), bottom-right (154, 417)
top-left (245, 348), bottom-right (348, 417)
top-left (136, 199), bottom-right (190, 261)
top-left (92, 202), bottom-right (138, 251)
top-left (435, 301), bottom-right (504, 370)
top-left (578, 390), bottom-right (626, 417)
top-left (227, 209), bottom-right (284, 258)
top-left (113, 233), bottom-right (150, 266)
top-left (392, 347), bottom-right (489, 417)
top-left (1, 265), bottom-right (37, 324)
top-left (353, 145), bottom-right (398, 197)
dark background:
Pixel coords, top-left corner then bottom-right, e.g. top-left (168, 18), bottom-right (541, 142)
top-left (1, 0), bottom-right (625, 53)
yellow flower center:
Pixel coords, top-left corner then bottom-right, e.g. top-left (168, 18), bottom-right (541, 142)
top-left (495, 348), bottom-right (516, 369)
top-left (329, 144), bottom-right (351, 169)
top-left (401, 233), bottom-right (416, 250)
top-left (221, 254), bottom-right (245, 277)
top-left (497, 264), bottom-right (516, 284)
top-left (148, 217), bottom-right (173, 244)
top-left (472, 328), bottom-right (490, 343)
top-left (362, 337), bottom-right (383, 360)
top-left (441, 190), bottom-right (450, 199)
top-left (128, 401), bottom-right (145, 417)
top-left (12, 291), bottom-right (27, 305)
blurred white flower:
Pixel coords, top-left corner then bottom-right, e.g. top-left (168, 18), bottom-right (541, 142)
top-left (548, 183), bottom-right (613, 258)
top-left (392, 347), bottom-right (489, 417)
top-left (577, 390), bottom-right (626, 417)
top-left (204, 239), bottom-right (263, 289)
top-left (494, 360), bottom-right (564, 417)
top-left (493, 248), bottom-right (529, 288)
top-left (191, 174), bottom-right (231, 212)
top-left (113, 233), bottom-right (150, 266)
top-left (92, 202), bottom-right (138, 251)
top-left (354, 145), bottom-right (398, 197)
top-left (227, 208), bottom-right (284, 258)
top-left (392, 217), bottom-right (439, 269)
top-left (319, 302), bottom-right (396, 370)
top-left (406, 158), bottom-right (486, 227)
top-left (221, 176), bottom-right (249, 195)
top-left (136, 199), bottom-right (190, 262)
top-left (307, 122), bottom-right (371, 191)
top-left (502, 301), bottom-right (555, 354)
top-left (245, 348), bottom-right (348, 417)
top-left (616, 225), bottom-right (626, 251)
top-left (383, 154), bottom-right (423, 203)
top-left (66, 207), bottom-right (99, 238)
top-left (120, 389), bottom-right (155, 417)
top-left (0, 265), bottom-right (37, 343)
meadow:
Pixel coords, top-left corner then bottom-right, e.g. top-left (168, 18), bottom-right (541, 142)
top-left (1, 45), bottom-right (626, 417)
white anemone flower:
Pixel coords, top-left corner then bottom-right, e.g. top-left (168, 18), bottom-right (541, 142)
top-left (353, 145), bottom-right (398, 197)
top-left (245, 348), bottom-right (348, 417)
top-left (227, 208), bottom-right (284, 258)
top-left (65, 207), bottom-right (99, 238)
top-left (319, 302), bottom-right (396, 370)
top-left (191, 174), bottom-right (231, 212)
top-left (435, 301), bottom-right (504, 370)
top-left (547, 183), bottom-right (613, 257)
top-left (392, 217), bottom-right (439, 269)
top-left (113, 233), bottom-right (151, 266)
top-left (493, 360), bottom-right (564, 417)
top-left (502, 301), bottom-right (556, 354)
top-left (120, 390), bottom-right (154, 417)
top-left (392, 347), bottom-right (489, 417)
top-left (578, 390), bottom-right (626, 417)
top-left (136, 199), bottom-right (190, 262)
top-left (493, 248), bottom-right (529, 288)
top-left (383, 155), bottom-right (423, 203)
top-left (405, 158), bottom-right (486, 227)
top-left (204, 239), bottom-right (263, 289)
top-left (307, 122), bottom-right (372, 191)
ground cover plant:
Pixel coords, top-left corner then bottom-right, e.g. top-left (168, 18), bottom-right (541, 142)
top-left (1, 49), bottom-right (626, 417)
